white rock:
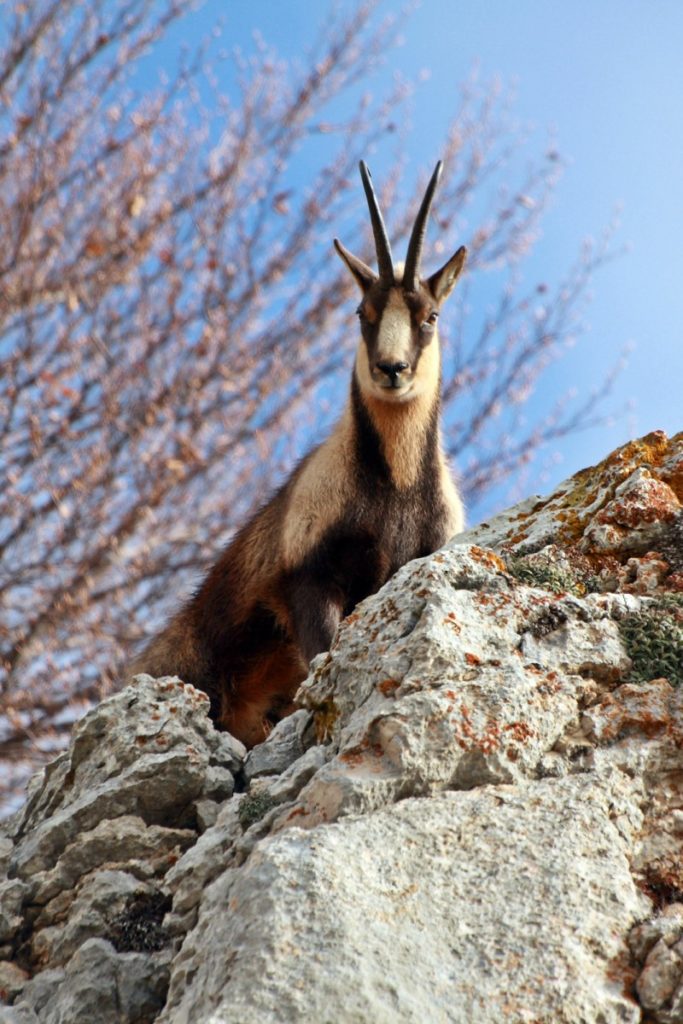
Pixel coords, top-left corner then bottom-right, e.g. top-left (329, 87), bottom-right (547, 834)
top-left (163, 798), bottom-right (243, 925)
top-left (30, 870), bottom-right (153, 967)
top-left (5, 432), bottom-right (683, 1024)
top-left (291, 547), bottom-right (590, 825)
top-left (0, 880), bottom-right (26, 944)
top-left (162, 772), bottom-right (647, 1024)
top-left (244, 709), bottom-right (314, 782)
top-left (30, 815), bottom-right (194, 905)
top-left (10, 677), bottom-right (235, 882)
top-left (520, 616), bottom-right (631, 681)
top-left (14, 938), bottom-right (169, 1024)
top-left (637, 939), bottom-right (683, 1014)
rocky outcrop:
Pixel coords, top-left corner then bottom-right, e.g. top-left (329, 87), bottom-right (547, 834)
top-left (1, 430), bottom-right (682, 1023)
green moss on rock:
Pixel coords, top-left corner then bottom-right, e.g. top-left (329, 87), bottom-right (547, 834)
top-left (619, 601), bottom-right (683, 686)
top-left (506, 557), bottom-right (582, 596)
top-left (238, 791), bottom-right (278, 830)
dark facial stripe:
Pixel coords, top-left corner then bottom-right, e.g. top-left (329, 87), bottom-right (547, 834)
top-left (358, 282), bottom-right (439, 375)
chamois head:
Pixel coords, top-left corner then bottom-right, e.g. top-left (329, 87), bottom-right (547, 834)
top-left (335, 161), bottom-right (467, 403)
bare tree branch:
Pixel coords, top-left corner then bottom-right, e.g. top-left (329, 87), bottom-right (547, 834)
top-left (0, 1), bottom-right (622, 815)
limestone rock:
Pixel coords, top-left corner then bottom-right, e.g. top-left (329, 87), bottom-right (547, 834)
top-left (630, 904), bottom-right (683, 962)
top-left (161, 772), bottom-right (647, 1024)
top-left (0, 881), bottom-right (26, 945)
top-left (0, 962), bottom-right (28, 1004)
top-left (16, 939), bottom-right (170, 1024)
top-left (30, 815), bottom-right (195, 906)
top-left (162, 798), bottom-right (243, 934)
top-left (290, 545), bottom-right (595, 826)
top-left (456, 430), bottom-right (683, 562)
top-left (243, 708), bottom-right (314, 782)
top-left (582, 678), bottom-right (679, 744)
top-left (629, 907), bottom-right (683, 1022)
top-left (30, 869), bottom-right (158, 968)
top-left (1, 676), bottom-right (241, 1017)
top-left (9, 678), bottom-right (216, 881)
top-left (3, 431), bottom-right (683, 1023)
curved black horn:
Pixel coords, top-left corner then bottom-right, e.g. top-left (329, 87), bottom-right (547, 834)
top-left (403, 161), bottom-right (443, 292)
top-left (359, 161), bottom-right (395, 286)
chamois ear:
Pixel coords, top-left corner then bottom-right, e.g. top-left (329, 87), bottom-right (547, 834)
top-left (427, 245), bottom-right (467, 304)
top-left (334, 238), bottom-right (377, 294)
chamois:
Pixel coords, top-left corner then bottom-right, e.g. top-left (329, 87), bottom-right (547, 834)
top-left (131, 160), bottom-right (467, 747)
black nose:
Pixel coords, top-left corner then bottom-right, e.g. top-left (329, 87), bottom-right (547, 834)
top-left (376, 360), bottom-right (409, 381)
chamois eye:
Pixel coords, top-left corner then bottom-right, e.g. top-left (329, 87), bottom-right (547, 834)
top-left (421, 311), bottom-right (438, 330)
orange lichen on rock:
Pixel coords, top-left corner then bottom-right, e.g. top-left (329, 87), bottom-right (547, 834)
top-left (452, 703), bottom-right (502, 755)
top-left (592, 430), bottom-right (672, 479)
top-left (461, 432), bottom-right (683, 604)
top-left (469, 546), bottom-right (507, 573)
top-left (669, 572), bottom-right (683, 592)
top-left (581, 679), bottom-right (676, 744)
top-left (661, 431), bottom-right (683, 501)
top-left (504, 721), bottom-right (535, 744)
top-left (443, 611), bottom-right (461, 633)
top-left (592, 474), bottom-right (679, 530)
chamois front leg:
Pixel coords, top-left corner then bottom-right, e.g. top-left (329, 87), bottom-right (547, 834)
top-left (284, 569), bottom-right (345, 666)
top-left (219, 642), bottom-right (305, 748)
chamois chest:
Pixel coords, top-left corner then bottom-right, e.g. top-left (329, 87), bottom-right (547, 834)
top-left (291, 459), bottom-right (446, 618)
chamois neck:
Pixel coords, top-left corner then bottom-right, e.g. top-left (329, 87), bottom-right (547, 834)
top-left (350, 374), bottom-right (440, 490)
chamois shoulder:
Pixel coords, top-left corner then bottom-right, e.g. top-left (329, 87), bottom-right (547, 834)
top-left (281, 407), bottom-right (356, 570)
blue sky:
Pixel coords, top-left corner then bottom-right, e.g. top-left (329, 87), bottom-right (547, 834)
top-left (161, 0), bottom-right (682, 515)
